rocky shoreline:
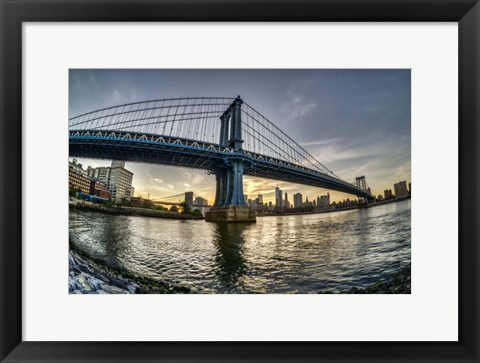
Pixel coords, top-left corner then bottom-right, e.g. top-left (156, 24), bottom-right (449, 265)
top-left (348, 265), bottom-right (411, 294)
top-left (319, 265), bottom-right (411, 294)
top-left (70, 248), bottom-right (410, 294)
top-left (69, 249), bottom-right (191, 294)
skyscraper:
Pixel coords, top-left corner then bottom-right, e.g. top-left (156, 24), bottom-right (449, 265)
top-left (275, 187), bottom-right (283, 209)
top-left (384, 189), bottom-right (394, 200)
top-left (394, 181), bottom-right (408, 198)
top-left (293, 193), bottom-right (303, 208)
top-left (284, 192), bottom-right (290, 209)
top-left (318, 193), bottom-right (330, 207)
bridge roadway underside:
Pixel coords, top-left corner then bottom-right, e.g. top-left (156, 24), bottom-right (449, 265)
top-left (69, 135), bottom-right (372, 200)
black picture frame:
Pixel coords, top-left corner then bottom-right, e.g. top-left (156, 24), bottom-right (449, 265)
top-left (1, 1), bottom-right (479, 362)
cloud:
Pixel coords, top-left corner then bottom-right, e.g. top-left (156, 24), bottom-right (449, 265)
top-left (104, 87), bottom-right (143, 108)
top-left (299, 137), bottom-right (343, 147)
top-left (279, 92), bottom-right (317, 124)
top-left (178, 169), bottom-right (206, 185)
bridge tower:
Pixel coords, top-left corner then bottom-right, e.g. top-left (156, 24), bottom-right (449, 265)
top-left (355, 175), bottom-right (371, 205)
top-left (205, 96), bottom-right (256, 222)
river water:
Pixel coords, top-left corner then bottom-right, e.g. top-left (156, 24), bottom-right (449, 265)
top-left (69, 199), bottom-right (411, 293)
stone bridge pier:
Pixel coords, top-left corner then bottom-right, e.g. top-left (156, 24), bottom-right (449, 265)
top-left (205, 96), bottom-right (256, 223)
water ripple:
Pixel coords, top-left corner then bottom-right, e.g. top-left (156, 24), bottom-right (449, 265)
top-left (69, 199), bottom-right (411, 293)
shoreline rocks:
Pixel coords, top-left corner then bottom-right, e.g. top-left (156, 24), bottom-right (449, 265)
top-left (69, 249), bottom-right (191, 294)
top-left (319, 265), bottom-right (411, 294)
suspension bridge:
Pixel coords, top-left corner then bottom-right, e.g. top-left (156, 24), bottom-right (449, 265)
top-left (69, 96), bottom-right (373, 222)
top-left (152, 192), bottom-right (208, 208)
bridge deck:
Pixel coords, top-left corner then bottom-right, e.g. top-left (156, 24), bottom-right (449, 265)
top-left (69, 130), bottom-right (373, 200)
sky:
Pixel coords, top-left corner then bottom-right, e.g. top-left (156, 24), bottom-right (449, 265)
top-left (69, 69), bottom-right (411, 204)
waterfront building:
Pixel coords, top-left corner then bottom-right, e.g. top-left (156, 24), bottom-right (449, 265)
top-left (69, 158), bottom-right (87, 176)
top-left (111, 160), bottom-right (125, 168)
top-left (335, 198), bottom-right (359, 209)
top-left (303, 197), bottom-right (313, 207)
top-left (86, 160), bottom-right (134, 202)
top-left (89, 179), bottom-right (112, 199)
top-left (130, 196), bottom-right (154, 208)
top-left (87, 166), bottom-right (109, 183)
top-left (194, 196), bottom-right (208, 207)
top-left (394, 181), bottom-right (408, 198)
top-left (384, 189), bottom-right (394, 200)
top-left (258, 194), bottom-right (263, 205)
top-left (108, 161), bottom-right (134, 202)
top-left (130, 186), bottom-right (135, 197)
top-left (293, 193), bottom-right (303, 208)
top-left (69, 161), bottom-right (90, 194)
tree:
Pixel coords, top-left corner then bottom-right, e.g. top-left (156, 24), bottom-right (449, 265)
top-left (192, 209), bottom-right (202, 217)
top-left (119, 198), bottom-right (131, 207)
top-left (179, 201), bottom-right (192, 215)
top-left (169, 205), bottom-right (179, 213)
top-left (69, 188), bottom-right (79, 198)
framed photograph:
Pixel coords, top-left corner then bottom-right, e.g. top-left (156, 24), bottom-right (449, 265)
top-left (1, 1), bottom-right (479, 362)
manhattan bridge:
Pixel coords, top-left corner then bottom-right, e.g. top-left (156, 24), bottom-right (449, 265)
top-left (69, 96), bottom-right (373, 221)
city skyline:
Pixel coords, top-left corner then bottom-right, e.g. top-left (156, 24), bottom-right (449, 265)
top-left (70, 69), bottom-right (411, 203)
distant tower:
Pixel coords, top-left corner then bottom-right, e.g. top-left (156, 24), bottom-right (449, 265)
top-left (355, 175), bottom-right (367, 191)
top-left (293, 193), bottom-right (303, 208)
top-left (184, 191), bottom-right (194, 207)
top-left (275, 187), bottom-right (283, 209)
top-left (284, 192), bottom-right (290, 208)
